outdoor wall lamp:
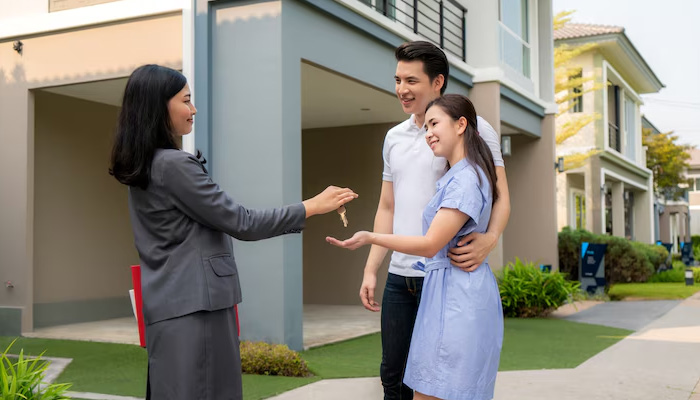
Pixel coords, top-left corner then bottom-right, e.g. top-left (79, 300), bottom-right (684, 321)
top-left (13, 40), bottom-right (23, 55)
top-left (554, 156), bottom-right (564, 173)
top-left (501, 136), bottom-right (511, 157)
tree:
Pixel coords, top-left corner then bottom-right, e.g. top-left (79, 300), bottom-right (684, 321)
top-left (642, 128), bottom-right (694, 200)
top-left (554, 11), bottom-right (603, 171)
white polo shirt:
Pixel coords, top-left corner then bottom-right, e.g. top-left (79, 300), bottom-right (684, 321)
top-left (382, 115), bottom-right (504, 277)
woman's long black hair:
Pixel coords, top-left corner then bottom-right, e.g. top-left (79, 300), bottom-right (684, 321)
top-left (109, 64), bottom-right (186, 189)
top-left (426, 94), bottom-right (499, 203)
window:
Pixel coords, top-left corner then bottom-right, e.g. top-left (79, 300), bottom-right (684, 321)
top-left (624, 95), bottom-right (636, 160)
top-left (607, 82), bottom-right (621, 152)
top-left (360, 0), bottom-right (396, 20)
top-left (571, 70), bottom-right (583, 113)
top-left (572, 191), bottom-right (586, 229)
top-left (691, 177), bottom-right (700, 192)
top-left (499, 0), bottom-right (531, 78)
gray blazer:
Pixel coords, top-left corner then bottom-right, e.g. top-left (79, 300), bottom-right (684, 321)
top-left (128, 149), bottom-right (305, 325)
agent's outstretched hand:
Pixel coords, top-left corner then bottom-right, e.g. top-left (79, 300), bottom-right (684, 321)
top-left (303, 186), bottom-right (358, 218)
top-left (326, 231), bottom-right (372, 250)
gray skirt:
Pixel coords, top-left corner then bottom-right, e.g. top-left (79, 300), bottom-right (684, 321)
top-left (145, 307), bottom-right (241, 400)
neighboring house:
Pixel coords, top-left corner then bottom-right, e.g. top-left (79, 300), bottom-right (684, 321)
top-left (0, 0), bottom-right (558, 350)
top-left (688, 149), bottom-right (700, 237)
top-left (554, 23), bottom-right (664, 243)
top-left (644, 117), bottom-right (690, 252)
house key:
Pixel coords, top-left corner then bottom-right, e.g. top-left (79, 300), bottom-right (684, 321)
top-left (338, 206), bottom-right (348, 227)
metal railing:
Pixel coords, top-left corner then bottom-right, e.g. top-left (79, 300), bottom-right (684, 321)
top-left (358, 0), bottom-right (467, 62)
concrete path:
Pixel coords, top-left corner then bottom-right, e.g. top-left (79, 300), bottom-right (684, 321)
top-left (268, 293), bottom-right (700, 400)
top-left (560, 299), bottom-right (681, 330)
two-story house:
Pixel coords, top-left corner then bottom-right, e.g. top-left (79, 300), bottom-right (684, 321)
top-left (687, 149), bottom-right (700, 237)
top-left (643, 117), bottom-right (690, 252)
top-left (554, 23), bottom-right (664, 244)
top-left (1, 0), bottom-right (558, 349)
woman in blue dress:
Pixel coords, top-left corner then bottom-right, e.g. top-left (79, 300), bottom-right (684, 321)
top-left (327, 94), bottom-right (504, 400)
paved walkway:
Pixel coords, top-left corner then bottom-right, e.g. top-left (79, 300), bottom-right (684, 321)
top-left (25, 305), bottom-right (380, 350)
top-left (269, 294), bottom-right (700, 400)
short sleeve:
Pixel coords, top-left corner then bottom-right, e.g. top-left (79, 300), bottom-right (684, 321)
top-left (438, 172), bottom-right (484, 225)
top-left (476, 116), bottom-right (505, 168)
top-left (381, 133), bottom-right (393, 182)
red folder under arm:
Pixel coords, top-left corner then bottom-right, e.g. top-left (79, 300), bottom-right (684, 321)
top-left (131, 265), bottom-right (240, 348)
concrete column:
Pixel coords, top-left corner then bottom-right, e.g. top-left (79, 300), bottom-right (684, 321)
top-left (0, 55), bottom-right (33, 333)
top-left (469, 82), bottom-right (504, 269)
top-left (502, 114), bottom-right (559, 269)
top-left (588, 156), bottom-right (604, 234)
top-left (210, 1), bottom-right (304, 350)
top-left (612, 182), bottom-right (625, 237)
top-left (633, 186), bottom-right (654, 244)
top-left (660, 208), bottom-right (670, 243)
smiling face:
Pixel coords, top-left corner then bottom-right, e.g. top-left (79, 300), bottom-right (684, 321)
top-left (395, 60), bottom-right (443, 125)
top-left (424, 104), bottom-right (466, 161)
top-left (167, 83), bottom-right (196, 136)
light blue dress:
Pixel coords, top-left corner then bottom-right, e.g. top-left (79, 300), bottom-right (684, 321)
top-left (403, 158), bottom-right (504, 400)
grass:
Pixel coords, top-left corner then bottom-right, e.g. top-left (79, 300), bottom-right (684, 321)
top-left (301, 332), bottom-right (381, 378)
top-left (609, 282), bottom-right (700, 300)
top-left (0, 318), bottom-right (632, 399)
top-left (499, 318), bottom-right (631, 370)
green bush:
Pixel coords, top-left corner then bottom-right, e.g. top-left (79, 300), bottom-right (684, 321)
top-left (497, 258), bottom-right (580, 318)
top-left (648, 263), bottom-right (685, 283)
top-left (693, 235), bottom-right (700, 261)
top-left (558, 227), bottom-right (658, 286)
top-left (648, 262), bottom-right (700, 283)
top-left (240, 341), bottom-right (311, 377)
top-left (1, 339), bottom-right (71, 399)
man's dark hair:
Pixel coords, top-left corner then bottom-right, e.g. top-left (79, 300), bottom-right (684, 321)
top-left (395, 41), bottom-right (449, 94)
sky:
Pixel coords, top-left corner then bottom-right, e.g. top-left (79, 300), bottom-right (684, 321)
top-left (553, 0), bottom-right (700, 148)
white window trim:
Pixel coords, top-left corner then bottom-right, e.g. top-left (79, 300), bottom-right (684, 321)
top-left (570, 188), bottom-right (586, 229)
top-left (498, 0), bottom-right (536, 88)
top-left (689, 175), bottom-right (700, 192)
top-left (602, 61), bottom-right (642, 167)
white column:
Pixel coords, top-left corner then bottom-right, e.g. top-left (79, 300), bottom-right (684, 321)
top-left (612, 181), bottom-right (625, 237)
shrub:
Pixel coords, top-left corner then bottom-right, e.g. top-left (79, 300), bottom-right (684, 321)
top-left (497, 258), bottom-right (580, 318)
top-left (694, 267), bottom-right (700, 283)
top-left (693, 235), bottom-right (700, 261)
top-left (240, 341), bottom-right (311, 377)
top-left (1, 339), bottom-right (71, 400)
top-left (647, 267), bottom-right (684, 283)
top-left (558, 227), bottom-right (657, 286)
top-left (630, 241), bottom-right (668, 271)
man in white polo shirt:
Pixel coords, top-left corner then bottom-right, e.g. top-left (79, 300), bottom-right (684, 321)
top-left (360, 41), bottom-right (511, 399)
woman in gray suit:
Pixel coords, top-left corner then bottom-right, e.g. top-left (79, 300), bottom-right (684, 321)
top-left (109, 64), bottom-right (357, 400)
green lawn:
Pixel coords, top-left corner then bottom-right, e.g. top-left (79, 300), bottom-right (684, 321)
top-left (0, 318), bottom-right (632, 399)
top-left (609, 282), bottom-right (700, 300)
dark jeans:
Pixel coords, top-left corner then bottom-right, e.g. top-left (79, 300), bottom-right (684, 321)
top-left (380, 272), bottom-right (424, 400)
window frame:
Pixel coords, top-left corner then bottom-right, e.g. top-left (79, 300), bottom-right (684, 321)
top-left (570, 189), bottom-right (586, 230)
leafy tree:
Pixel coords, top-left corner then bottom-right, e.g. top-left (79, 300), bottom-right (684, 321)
top-left (554, 11), bottom-right (603, 171)
top-left (642, 127), bottom-right (694, 200)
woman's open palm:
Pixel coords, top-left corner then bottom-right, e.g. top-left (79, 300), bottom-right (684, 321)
top-left (326, 231), bottom-right (372, 250)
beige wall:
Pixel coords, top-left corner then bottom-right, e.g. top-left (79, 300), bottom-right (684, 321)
top-left (302, 123), bottom-right (398, 305)
top-left (0, 14), bottom-right (182, 331)
top-left (469, 81), bottom-right (504, 269)
top-left (503, 115), bottom-right (559, 269)
top-left (33, 91), bottom-right (137, 303)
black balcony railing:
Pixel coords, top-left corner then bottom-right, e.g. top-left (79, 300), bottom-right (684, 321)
top-left (359, 0), bottom-right (467, 62)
